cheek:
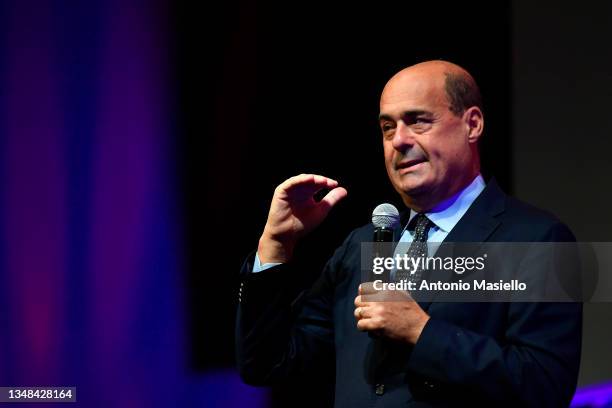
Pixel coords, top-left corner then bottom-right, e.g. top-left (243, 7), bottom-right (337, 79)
top-left (382, 144), bottom-right (395, 166)
top-left (424, 135), bottom-right (463, 170)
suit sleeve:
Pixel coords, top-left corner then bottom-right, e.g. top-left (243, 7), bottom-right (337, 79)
top-left (235, 230), bottom-right (355, 386)
top-left (406, 222), bottom-right (582, 408)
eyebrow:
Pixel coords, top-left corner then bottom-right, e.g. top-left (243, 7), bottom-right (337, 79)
top-left (378, 110), bottom-right (430, 121)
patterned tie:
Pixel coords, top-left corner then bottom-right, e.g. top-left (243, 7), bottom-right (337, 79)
top-left (396, 213), bottom-right (434, 284)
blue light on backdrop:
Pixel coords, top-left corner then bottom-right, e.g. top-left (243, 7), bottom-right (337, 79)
top-left (0, 1), bottom-right (268, 406)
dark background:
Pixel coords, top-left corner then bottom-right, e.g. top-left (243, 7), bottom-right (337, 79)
top-left (178, 0), bottom-right (512, 364)
top-left (512, 1), bottom-right (612, 388)
top-left (177, 1), bottom-right (511, 405)
top-left (176, 0), bottom-right (612, 406)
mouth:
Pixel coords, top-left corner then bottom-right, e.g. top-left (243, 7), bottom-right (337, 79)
top-left (395, 158), bottom-right (427, 172)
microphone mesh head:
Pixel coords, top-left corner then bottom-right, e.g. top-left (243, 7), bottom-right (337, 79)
top-left (372, 203), bottom-right (400, 229)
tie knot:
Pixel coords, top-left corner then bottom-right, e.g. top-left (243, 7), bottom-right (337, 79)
top-left (409, 213), bottom-right (433, 242)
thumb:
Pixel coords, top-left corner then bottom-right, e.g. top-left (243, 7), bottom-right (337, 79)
top-left (318, 187), bottom-right (348, 214)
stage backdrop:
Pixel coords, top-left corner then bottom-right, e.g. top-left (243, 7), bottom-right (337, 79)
top-left (0, 1), bottom-right (266, 406)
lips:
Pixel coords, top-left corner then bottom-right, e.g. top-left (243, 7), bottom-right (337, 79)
top-left (395, 158), bottom-right (427, 170)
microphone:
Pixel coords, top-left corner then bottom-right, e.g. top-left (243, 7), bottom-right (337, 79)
top-left (366, 204), bottom-right (400, 339)
top-left (372, 203), bottom-right (400, 242)
top-left (370, 203), bottom-right (400, 282)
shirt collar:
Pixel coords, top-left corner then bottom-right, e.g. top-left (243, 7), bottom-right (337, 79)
top-left (408, 174), bottom-right (486, 233)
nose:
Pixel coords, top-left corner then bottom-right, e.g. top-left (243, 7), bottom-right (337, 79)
top-left (391, 121), bottom-right (415, 152)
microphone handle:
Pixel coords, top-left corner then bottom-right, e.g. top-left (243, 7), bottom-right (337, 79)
top-left (373, 227), bottom-right (394, 243)
top-left (368, 227), bottom-right (395, 339)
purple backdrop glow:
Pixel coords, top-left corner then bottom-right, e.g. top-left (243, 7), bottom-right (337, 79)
top-left (0, 1), bottom-right (608, 407)
top-left (0, 1), bottom-right (268, 407)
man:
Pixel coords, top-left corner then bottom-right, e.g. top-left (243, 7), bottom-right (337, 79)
top-left (236, 61), bottom-right (582, 407)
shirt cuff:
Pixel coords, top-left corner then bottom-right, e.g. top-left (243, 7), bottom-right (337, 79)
top-left (252, 252), bottom-right (283, 273)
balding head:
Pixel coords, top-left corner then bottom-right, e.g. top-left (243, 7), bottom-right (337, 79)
top-left (378, 60), bottom-right (484, 211)
top-left (382, 60), bottom-right (482, 117)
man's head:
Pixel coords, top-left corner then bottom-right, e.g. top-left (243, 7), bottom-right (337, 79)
top-left (379, 60), bottom-right (484, 212)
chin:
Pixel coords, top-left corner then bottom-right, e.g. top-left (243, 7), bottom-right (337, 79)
top-left (395, 182), bottom-right (426, 197)
top-left (394, 173), bottom-right (425, 190)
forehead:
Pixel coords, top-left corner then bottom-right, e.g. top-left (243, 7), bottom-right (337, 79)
top-left (379, 72), bottom-right (448, 115)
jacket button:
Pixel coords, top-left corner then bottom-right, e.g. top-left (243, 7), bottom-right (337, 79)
top-left (375, 383), bottom-right (385, 396)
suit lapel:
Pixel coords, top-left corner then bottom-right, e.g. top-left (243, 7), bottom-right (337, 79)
top-left (443, 179), bottom-right (504, 243)
top-left (418, 178), bottom-right (506, 311)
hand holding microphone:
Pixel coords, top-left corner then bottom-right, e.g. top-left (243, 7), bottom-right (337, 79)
top-left (357, 203), bottom-right (430, 343)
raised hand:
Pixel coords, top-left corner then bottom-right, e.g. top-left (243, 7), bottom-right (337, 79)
top-left (258, 174), bottom-right (348, 264)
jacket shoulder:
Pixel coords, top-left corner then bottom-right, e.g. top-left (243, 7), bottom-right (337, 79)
top-left (497, 195), bottom-right (576, 242)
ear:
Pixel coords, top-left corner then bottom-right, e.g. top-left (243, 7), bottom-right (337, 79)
top-left (463, 106), bottom-right (484, 144)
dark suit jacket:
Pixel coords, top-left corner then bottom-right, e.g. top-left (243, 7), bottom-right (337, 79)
top-left (236, 180), bottom-right (582, 407)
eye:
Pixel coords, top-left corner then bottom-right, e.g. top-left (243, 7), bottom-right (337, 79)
top-left (410, 117), bottom-right (434, 132)
top-left (412, 116), bottom-right (433, 125)
top-left (380, 122), bottom-right (395, 133)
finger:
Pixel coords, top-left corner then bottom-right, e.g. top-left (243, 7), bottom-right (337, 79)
top-left (318, 187), bottom-right (348, 210)
top-left (281, 175), bottom-right (341, 202)
top-left (359, 282), bottom-right (379, 295)
top-left (356, 317), bottom-right (379, 332)
top-left (368, 290), bottom-right (411, 303)
top-left (358, 284), bottom-right (376, 302)
top-left (353, 305), bottom-right (371, 320)
top-left (313, 174), bottom-right (339, 189)
top-left (354, 295), bottom-right (371, 308)
top-left (282, 174), bottom-right (337, 192)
